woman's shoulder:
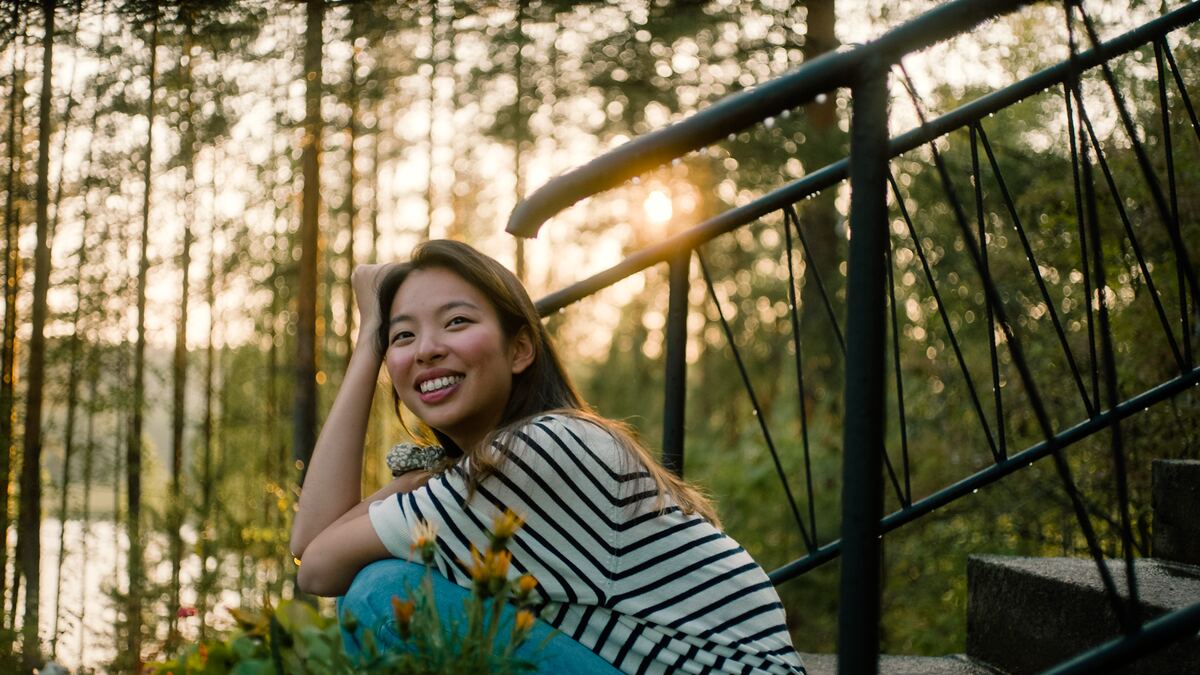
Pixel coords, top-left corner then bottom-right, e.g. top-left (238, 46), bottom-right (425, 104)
top-left (509, 411), bottom-right (619, 452)
top-left (502, 412), bottom-right (638, 474)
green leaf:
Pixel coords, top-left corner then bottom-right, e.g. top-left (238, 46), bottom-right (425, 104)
top-left (230, 635), bottom-right (265, 661)
top-left (229, 659), bottom-right (274, 675)
top-left (276, 599), bottom-right (322, 633)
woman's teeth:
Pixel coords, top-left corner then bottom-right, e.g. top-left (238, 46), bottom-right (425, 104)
top-left (420, 375), bottom-right (464, 393)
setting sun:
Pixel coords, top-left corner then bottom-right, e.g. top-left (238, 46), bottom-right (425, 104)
top-left (643, 189), bottom-right (673, 225)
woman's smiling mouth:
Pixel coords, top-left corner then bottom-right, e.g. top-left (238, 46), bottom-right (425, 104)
top-left (418, 374), bottom-right (464, 394)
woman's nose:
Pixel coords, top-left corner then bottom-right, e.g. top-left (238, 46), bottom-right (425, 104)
top-left (415, 332), bottom-right (447, 363)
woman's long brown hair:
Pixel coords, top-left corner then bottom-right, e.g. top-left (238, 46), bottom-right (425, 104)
top-left (378, 240), bottom-right (720, 527)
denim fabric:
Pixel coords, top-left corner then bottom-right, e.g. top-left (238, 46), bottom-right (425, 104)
top-left (338, 559), bottom-right (620, 674)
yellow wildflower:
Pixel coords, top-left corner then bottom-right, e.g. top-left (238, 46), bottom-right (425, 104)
top-left (515, 609), bottom-right (536, 633)
top-left (491, 510), bottom-right (524, 547)
top-left (410, 519), bottom-right (439, 564)
top-left (515, 574), bottom-right (538, 604)
top-left (467, 546), bottom-right (513, 597)
top-left (493, 509), bottom-right (524, 537)
top-left (517, 574), bottom-right (537, 594)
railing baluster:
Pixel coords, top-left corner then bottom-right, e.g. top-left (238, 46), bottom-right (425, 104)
top-left (1073, 97), bottom-right (1186, 371)
top-left (1062, 7), bottom-right (1138, 631)
top-left (889, 172), bottom-right (1002, 463)
top-left (974, 123), bottom-right (1097, 418)
top-left (787, 205), bottom-right (847, 357)
top-left (885, 225), bottom-right (913, 507)
top-left (1080, 98), bottom-right (1143, 634)
top-left (970, 124), bottom-right (1008, 460)
top-left (697, 251), bottom-right (815, 554)
top-left (782, 207), bottom-right (820, 545)
top-left (1161, 39), bottom-right (1200, 150)
top-left (1069, 5), bottom-right (1142, 628)
top-left (786, 206), bottom-right (906, 510)
top-left (1063, 80), bottom-right (1102, 411)
top-left (1156, 39), bottom-right (1194, 371)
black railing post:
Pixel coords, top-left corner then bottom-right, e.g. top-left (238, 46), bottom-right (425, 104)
top-left (837, 59), bottom-right (890, 675)
top-left (661, 251), bottom-right (690, 476)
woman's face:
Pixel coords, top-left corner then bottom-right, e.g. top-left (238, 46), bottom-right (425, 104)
top-left (384, 267), bottom-right (532, 453)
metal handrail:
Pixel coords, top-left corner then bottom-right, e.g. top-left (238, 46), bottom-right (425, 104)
top-left (530, 0), bottom-right (1200, 316)
top-left (507, 0), bottom-right (1031, 238)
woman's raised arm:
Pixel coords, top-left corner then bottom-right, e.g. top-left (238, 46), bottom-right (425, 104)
top-left (290, 264), bottom-right (399, 559)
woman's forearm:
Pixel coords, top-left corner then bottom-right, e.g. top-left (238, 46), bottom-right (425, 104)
top-left (327, 470), bottom-right (430, 532)
top-left (290, 339), bottom-right (383, 558)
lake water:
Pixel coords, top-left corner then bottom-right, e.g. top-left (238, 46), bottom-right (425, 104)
top-left (24, 519), bottom-right (255, 671)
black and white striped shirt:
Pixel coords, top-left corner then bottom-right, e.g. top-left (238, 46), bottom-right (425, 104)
top-left (369, 414), bottom-right (806, 674)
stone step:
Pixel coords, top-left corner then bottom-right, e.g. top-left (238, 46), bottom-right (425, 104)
top-left (1153, 459), bottom-right (1200, 566)
top-left (797, 653), bottom-right (1000, 674)
top-left (966, 555), bottom-right (1200, 673)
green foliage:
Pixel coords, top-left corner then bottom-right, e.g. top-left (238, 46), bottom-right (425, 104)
top-left (147, 599), bottom-right (345, 675)
top-left (150, 513), bottom-right (543, 675)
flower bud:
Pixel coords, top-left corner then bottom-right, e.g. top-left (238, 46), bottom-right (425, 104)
top-left (391, 596), bottom-right (415, 639)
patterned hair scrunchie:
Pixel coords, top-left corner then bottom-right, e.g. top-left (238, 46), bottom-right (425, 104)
top-left (386, 442), bottom-right (448, 477)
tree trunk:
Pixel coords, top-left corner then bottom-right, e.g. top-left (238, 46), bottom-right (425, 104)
top-left (167, 14), bottom-right (196, 650)
top-left (344, 137), bottom-right (357, 358)
top-left (77, 352), bottom-right (97, 665)
top-left (48, 3), bottom-right (88, 656)
top-left (113, 346), bottom-right (124, 583)
top-left (0, 6), bottom-right (27, 632)
top-left (369, 119), bottom-right (379, 264)
top-left (798, 0), bottom-right (841, 397)
top-left (268, 268), bottom-right (284, 591)
top-left (112, 348), bottom-right (124, 582)
top-left (265, 108), bottom-right (286, 598)
top-left (48, 159), bottom-right (83, 664)
top-left (127, 10), bottom-right (159, 668)
top-left (18, 1), bottom-right (56, 665)
top-left (197, 144), bottom-right (219, 642)
top-left (295, 0), bottom-right (323, 488)
top-left (423, 0), bottom-right (437, 239)
top-left (513, 0), bottom-right (526, 281)
top-left (44, 0), bottom-right (82, 248)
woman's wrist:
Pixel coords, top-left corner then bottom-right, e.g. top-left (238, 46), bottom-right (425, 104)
top-left (354, 324), bottom-right (384, 360)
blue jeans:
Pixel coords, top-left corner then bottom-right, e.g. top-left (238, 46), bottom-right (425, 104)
top-left (339, 559), bottom-right (619, 674)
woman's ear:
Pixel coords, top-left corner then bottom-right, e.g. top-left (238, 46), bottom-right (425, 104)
top-left (509, 327), bottom-right (535, 375)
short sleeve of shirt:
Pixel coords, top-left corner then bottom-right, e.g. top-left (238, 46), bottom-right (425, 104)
top-left (368, 496), bottom-right (411, 559)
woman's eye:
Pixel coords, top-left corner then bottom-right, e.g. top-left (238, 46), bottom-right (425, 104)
top-left (447, 316), bottom-right (471, 328)
top-left (391, 331), bottom-right (414, 344)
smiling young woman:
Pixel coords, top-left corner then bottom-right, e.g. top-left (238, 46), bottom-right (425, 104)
top-left (289, 240), bottom-right (806, 674)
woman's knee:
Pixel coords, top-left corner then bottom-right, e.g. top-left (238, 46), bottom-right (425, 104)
top-left (339, 559), bottom-right (429, 644)
top-left (344, 559), bottom-right (425, 605)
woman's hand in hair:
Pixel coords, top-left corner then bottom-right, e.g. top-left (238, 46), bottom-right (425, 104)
top-left (351, 263), bottom-right (399, 357)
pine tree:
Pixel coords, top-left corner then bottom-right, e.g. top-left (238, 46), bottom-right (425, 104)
top-left (0, 4), bottom-right (27, 636)
top-left (166, 4), bottom-right (196, 648)
top-left (17, 0), bottom-right (58, 666)
top-left (294, 0), bottom-right (324, 493)
top-left (126, 5), bottom-right (159, 667)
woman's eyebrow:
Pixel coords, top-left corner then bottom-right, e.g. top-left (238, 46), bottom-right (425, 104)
top-left (388, 300), bottom-right (481, 326)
